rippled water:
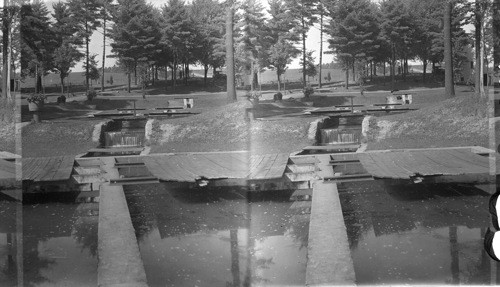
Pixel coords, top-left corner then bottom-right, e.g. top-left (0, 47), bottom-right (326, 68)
top-left (125, 183), bottom-right (310, 287)
top-left (339, 180), bottom-right (498, 285)
top-left (23, 202), bottom-right (98, 287)
top-left (0, 200), bottom-right (17, 286)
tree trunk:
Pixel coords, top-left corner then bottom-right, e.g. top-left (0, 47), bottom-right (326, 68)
top-left (172, 60), bottom-right (176, 91)
top-left (277, 71), bottom-right (281, 91)
top-left (444, 0), bottom-right (455, 97)
top-left (391, 43), bottom-right (396, 90)
top-left (301, 17), bottom-right (307, 88)
top-left (127, 71), bottom-right (131, 93)
top-left (423, 59), bottom-right (427, 82)
top-left (165, 66), bottom-right (168, 91)
top-left (319, 7), bottom-right (323, 89)
top-left (2, 1), bottom-right (11, 99)
top-left (494, 0), bottom-right (500, 86)
top-left (352, 59), bottom-right (355, 82)
top-left (204, 65), bottom-right (208, 85)
top-left (151, 65), bottom-right (155, 85)
top-left (134, 61), bottom-right (138, 86)
top-left (185, 63), bottom-right (189, 86)
top-left (345, 59), bottom-right (349, 89)
top-left (475, 0), bottom-right (485, 97)
top-left (85, 21), bottom-right (90, 93)
top-left (101, 13), bottom-right (106, 93)
top-left (60, 75), bottom-right (65, 95)
top-left (370, 61), bottom-right (373, 81)
top-left (383, 61), bottom-right (386, 86)
top-left (226, 0), bottom-right (236, 101)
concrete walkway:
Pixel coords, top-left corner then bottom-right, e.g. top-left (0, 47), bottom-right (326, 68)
top-left (306, 181), bottom-right (355, 286)
top-left (98, 158), bottom-right (148, 287)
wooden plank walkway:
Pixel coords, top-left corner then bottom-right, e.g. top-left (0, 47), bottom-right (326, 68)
top-left (0, 159), bottom-right (15, 180)
top-left (22, 156), bottom-right (75, 182)
top-left (358, 149), bottom-right (490, 179)
top-left (143, 152), bottom-right (289, 182)
top-left (306, 181), bottom-right (355, 285)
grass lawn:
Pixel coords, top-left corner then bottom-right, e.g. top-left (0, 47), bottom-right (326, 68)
top-left (365, 88), bottom-right (490, 150)
top-left (17, 75), bottom-right (493, 157)
top-left (21, 120), bottom-right (104, 158)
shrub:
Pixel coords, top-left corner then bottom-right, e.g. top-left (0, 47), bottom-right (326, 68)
top-left (87, 88), bottom-right (97, 102)
top-left (303, 86), bottom-right (314, 98)
top-left (26, 93), bottom-right (46, 104)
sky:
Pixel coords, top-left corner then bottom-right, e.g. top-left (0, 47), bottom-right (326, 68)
top-left (43, 0), bottom-right (334, 72)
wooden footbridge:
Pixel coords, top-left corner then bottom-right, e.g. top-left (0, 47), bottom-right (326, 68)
top-left (15, 144), bottom-right (495, 286)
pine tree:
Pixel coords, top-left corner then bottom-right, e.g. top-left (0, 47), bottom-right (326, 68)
top-left (286, 0), bottom-right (318, 88)
top-left (327, 0), bottom-right (380, 89)
top-left (21, 1), bottom-right (56, 94)
top-left (110, 0), bottom-right (161, 92)
top-left (264, 0), bottom-right (300, 90)
top-left (161, 0), bottom-right (194, 90)
top-left (406, 0), bottom-right (442, 81)
top-left (239, 0), bottom-right (267, 91)
top-left (52, 1), bottom-right (84, 95)
top-left (494, 0), bottom-right (500, 78)
top-left (2, 0), bottom-right (20, 99)
top-left (68, 0), bottom-right (102, 92)
top-left (99, 0), bottom-right (114, 93)
top-left (190, 0), bottom-right (224, 85)
top-left (226, 0), bottom-right (236, 101)
top-left (444, 0), bottom-right (455, 97)
top-left (380, 0), bottom-right (412, 90)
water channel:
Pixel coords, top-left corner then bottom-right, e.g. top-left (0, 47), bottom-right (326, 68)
top-left (0, 200), bottom-right (17, 286)
top-left (124, 183), bottom-right (310, 287)
top-left (339, 180), bottom-right (498, 285)
top-left (23, 201), bottom-right (98, 286)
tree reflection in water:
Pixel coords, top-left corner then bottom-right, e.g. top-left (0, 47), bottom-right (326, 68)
top-left (23, 202), bottom-right (98, 286)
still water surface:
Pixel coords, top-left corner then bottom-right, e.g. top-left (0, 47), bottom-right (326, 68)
top-left (23, 202), bottom-right (98, 287)
top-left (339, 180), bottom-right (497, 285)
top-left (0, 200), bottom-right (17, 286)
top-left (125, 183), bottom-right (310, 287)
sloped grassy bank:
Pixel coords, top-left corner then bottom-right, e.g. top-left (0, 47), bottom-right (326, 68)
top-left (148, 101), bottom-right (317, 154)
top-left (22, 120), bottom-right (104, 157)
top-left (0, 99), bottom-right (17, 154)
top-left (364, 95), bottom-right (490, 150)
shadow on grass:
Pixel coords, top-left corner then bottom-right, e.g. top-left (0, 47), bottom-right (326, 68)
top-left (363, 75), bottom-right (444, 92)
top-left (21, 99), bottom-right (132, 122)
top-left (301, 95), bottom-right (350, 107)
top-left (252, 103), bottom-right (308, 118)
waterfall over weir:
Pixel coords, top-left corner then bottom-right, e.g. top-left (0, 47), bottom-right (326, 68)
top-left (101, 119), bottom-right (147, 148)
top-left (320, 128), bottom-right (361, 145)
top-left (104, 130), bottom-right (145, 148)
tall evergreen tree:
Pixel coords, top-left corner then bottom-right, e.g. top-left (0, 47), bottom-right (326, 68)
top-left (494, 0), bottom-right (500, 79)
top-left (474, 0), bottom-right (489, 97)
top-left (161, 0), bottom-right (193, 90)
top-left (2, 0), bottom-right (19, 99)
top-left (327, 0), bottom-right (379, 89)
top-left (99, 0), bottom-right (114, 92)
top-left (239, 0), bottom-right (267, 91)
top-left (406, 0), bottom-right (442, 81)
top-left (226, 0), bottom-right (236, 101)
top-left (380, 0), bottom-right (411, 90)
top-left (190, 0), bottom-right (224, 85)
top-left (110, 0), bottom-right (162, 92)
top-left (264, 0), bottom-right (300, 90)
top-left (67, 0), bottom-right (101, 92)
top-left (444, 0), bottom-right (455, 97)
top-left (286, 0), bottom-right (318, 88)
top-left (21, 1), bottom-right (55, 94)
top-left (52, 1), bottom-right (84, 95)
